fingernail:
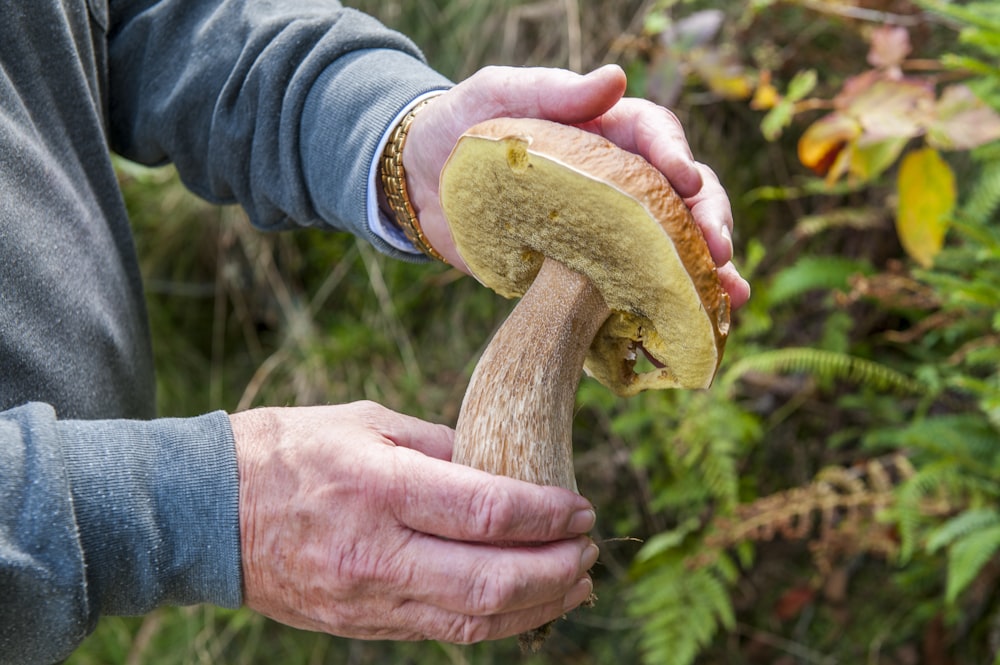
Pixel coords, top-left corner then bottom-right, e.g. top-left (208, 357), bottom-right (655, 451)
top-left (580, 543), bottom-right (600, 572)
top-left (721, 225), bottom-right (734, 257)
top-left (563, 577), bottom-right (593, 611)
top-left (569, 509), bottom-right (596, 534)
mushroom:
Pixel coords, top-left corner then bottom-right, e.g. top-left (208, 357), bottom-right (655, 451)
top-left (440, 118), bottom-right (731, 647)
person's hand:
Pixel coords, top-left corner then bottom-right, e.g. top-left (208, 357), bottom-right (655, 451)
top-left (403, 65), bottom-right (751, 309)
top-left (231, 401), bottom-right (598, 642)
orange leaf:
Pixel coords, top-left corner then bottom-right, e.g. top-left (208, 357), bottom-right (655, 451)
top-left (798, 113), bottom-right (861, 176)
top-left (896, 148), bottom-right (955, 268)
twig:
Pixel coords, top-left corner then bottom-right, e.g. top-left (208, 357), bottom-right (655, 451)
top-left (735, 621), bottom-right (839, 664)
top-left (357, 242), bottom-right (422, 383)
top-left (798, 1), bottom-right (926, 27)
top-left (564, 0), bottom-right (582, 72)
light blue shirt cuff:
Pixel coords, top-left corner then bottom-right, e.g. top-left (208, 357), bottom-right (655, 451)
top-left (366, 90), bottom-right (449, 254)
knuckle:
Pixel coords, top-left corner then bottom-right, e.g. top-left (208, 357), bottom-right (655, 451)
top-left (349, 399), bottom-right (385, 420)
top-left (468, 483), bottom-right (516, 540)
top-left (467, 568), bottom-right (511, 616)
top-left (449, 615), bottom-right (493, 645)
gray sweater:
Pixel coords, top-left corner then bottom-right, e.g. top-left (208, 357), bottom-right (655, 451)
top-left (0, 1), bottom-right (450, 662)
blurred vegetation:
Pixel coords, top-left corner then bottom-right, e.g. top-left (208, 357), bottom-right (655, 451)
top-left (69, 1), bottom-right (1000, 664)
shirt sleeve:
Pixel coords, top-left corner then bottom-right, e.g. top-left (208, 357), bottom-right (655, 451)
top-left (0, 403), bottom-right (241, 665)
top-left (107, 0), bottom-right (453, 259)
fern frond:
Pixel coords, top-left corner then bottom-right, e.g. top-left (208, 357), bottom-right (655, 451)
top-left (665, 395), bottom-right (762, 510)
top-left (927, 507), bottom-right (1000, 552)
top-left (767, 256), bottom-right (871, 306)
top-left (720, 347), bottom-right (926, 396)
top-left (962, 157), bottom-right (1000, 224)
top-left (919, 0), bottom-right (1000, 33)
top-left (945, 523), bottom-right (1000, 604)
top-left (888, 451), bottom-right (1000, 561)
top-left (889, 463), bottom-right (960, 561)
top-left (879, 414), bottom-right (1000, 477)
top-left (630, 553), bottom-right (735, 665)
top-left (792, 208), bottom-right (884, 239)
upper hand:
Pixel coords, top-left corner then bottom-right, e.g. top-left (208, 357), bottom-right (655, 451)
top-left (231, 402), bottom-right (597, 643)
top-left (403, 65), bottom-right (750, 309)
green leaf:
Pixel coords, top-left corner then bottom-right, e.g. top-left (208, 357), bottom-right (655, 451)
top-left (927, 508), bottom-right (1000, 552)
top-left (849, 135), bottom-right (909, 182)
top-left (761, 98), bottom-right (794, 141)
top-left (635, 518), bottom-right (702, 563)
top-left (643, 11), bottom-right (670, 36)
top-left (767, 256), bottom-right (870, 305)
top-left (786, 68), bottom-right (818, 102)
top-left (945, 523), bottom-right (1000, 604)
top-left (896, 147), bottom-right (956, 267)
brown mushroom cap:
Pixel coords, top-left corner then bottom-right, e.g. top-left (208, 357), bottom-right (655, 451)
top-left (440, 118), bottom-right (730, 395)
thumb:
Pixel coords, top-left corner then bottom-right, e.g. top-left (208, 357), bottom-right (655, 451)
top-left (455, 64), bottom-right (628, 126)
top-left (401, 65), bottom-right (627, 269)
top-left (406, 64), bottom-right (627, 181)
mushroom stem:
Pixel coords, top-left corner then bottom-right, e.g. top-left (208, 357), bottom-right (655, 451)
top-left (454, 255), bottom-right (610, 493)
top-left (453, 257), bottom-right (609, 653)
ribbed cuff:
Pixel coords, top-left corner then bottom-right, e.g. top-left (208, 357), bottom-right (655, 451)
top-left (60, 411), bottom-right (242, 615)
top-left (299, 47), bottom-right (452, 261)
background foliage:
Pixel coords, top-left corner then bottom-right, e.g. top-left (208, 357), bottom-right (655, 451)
top-left (69, 1), bottom-right (999, 663)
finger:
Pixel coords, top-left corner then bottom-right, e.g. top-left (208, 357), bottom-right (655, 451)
top-left (391, 535), bottom-right (598, 616)
top-left (388, 448), bottom-right (595, 543)
top-left (718, 262), bottom-right (751, 310)
top-left (578, 97), bottom-right (702, 198)
top-left (457, 64), bottom-right (627, 126)
top-left (361, 401), bottom-right (455, 462)
top-left (685, 162), bottom-right (735, 266)
top-left (389, 576), bottom-right (594, 643)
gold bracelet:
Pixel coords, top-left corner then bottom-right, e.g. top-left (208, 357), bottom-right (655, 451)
top-left (380, 97), bottom-right (448, 263)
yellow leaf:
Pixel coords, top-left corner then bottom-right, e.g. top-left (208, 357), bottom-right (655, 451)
top-left (751, 70), bottom-right (780, 110)
top-left (896, 148), bottom-right (955, 268)
top-left (751, 79), bottom-right (780, 110)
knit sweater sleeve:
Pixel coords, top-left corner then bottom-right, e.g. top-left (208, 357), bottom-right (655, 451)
top-left (106, 0), bottom-right (452, 259)
top-left (0, 403), bottom-right (240, 665)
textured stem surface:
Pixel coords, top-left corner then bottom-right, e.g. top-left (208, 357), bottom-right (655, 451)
top-left (454, 257), bottom-right (610, 491)
top-left (453, 257), bottom-right (610, 653)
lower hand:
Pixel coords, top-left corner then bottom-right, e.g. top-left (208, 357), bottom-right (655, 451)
top-left (403, 65), bottom-right (751, 309)
top-left (231, 401), bottom-right (598, 642)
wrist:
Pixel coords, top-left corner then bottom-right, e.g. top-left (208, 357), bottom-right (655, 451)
top-left (379, 94), bottom-right (449, 263)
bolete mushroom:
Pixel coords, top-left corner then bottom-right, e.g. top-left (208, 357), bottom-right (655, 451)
top-left (440, 118), bottom-right (730, 646)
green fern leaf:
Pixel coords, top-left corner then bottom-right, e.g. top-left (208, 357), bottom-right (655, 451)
top-left (919, 0), bottom-right (1000, 33)
top-left (630, 556), bottom-right (736, 665)
top-left (767, 256), bottom-right (871, 306)
top-left (882, 414), bottom-right (1000, 474)
top-left (720, 348), bottom-right (926, 396)
top-left (962, 158), bottom-right (1000, 224)
top-left (634, 518), bottom-right (701, 565)
top-left (928, 507), bottom-right (1000, 552)
top-left (945, 523), bottom-right (1000, 604)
